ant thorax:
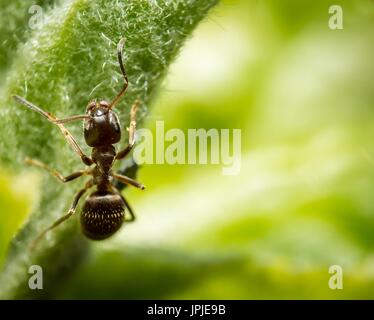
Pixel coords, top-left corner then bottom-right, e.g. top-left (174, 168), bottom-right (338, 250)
top-left (91, 145), bottom-right (116, 173)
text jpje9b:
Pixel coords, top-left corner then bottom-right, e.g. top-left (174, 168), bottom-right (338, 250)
top-left (147, 304), bottom-right (226, 318)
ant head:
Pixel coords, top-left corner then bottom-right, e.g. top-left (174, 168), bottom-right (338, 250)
top-left (84, 100), bottom-right (121, 147)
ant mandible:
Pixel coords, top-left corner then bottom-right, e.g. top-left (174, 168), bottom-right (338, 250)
top-left (12, 38), bottom-right (145, 248)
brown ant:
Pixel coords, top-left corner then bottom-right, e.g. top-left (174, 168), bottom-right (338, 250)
top-left (12, 38), bottom-right (145, 248)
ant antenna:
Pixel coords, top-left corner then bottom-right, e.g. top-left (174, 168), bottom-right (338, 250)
top-left (109, 37), bottom-right (129, 109)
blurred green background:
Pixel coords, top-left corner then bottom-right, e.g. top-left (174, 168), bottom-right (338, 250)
top-left (1, 0), bottom-right (374, 299)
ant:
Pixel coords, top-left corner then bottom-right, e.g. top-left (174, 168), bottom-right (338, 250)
top-left (12, 38), bottom-right (145, 248)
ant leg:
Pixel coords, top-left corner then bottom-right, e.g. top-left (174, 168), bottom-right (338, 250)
top-left (25, 157), bottom-right (91, 183)
top-left (115, 100), bottom-right (140, 160)
top-left (112, 159), bottom-right (139, 221)
top-left (113, 157), bottom-right (139, 191)
top-left (53, 114), bottom-right (90, 124)
top-left (30, 180), bottom-right (93, 250)
top-left (122, 195), bottom-right (136, 222)
top-left (12, 95), bottom-right (93, 166)
top-left (113, 173), bottom-right (145, 190)
top-left (112, 186), bottom-right (135, 222)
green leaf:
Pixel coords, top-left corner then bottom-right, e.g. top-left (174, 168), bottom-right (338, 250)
top-left (0, 0), bottom-right (218, 299)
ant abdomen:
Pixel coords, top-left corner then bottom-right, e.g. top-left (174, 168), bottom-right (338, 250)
top-left (81, 191), bottom-right (125, 240)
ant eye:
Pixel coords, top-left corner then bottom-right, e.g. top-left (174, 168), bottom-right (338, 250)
top-left (86, 101), bottom-right (96, 113)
